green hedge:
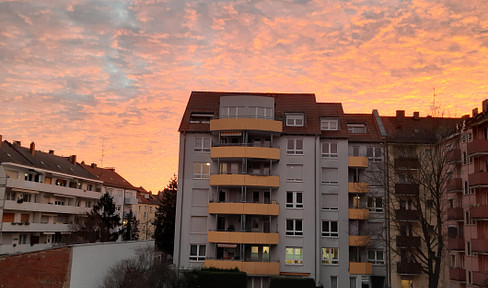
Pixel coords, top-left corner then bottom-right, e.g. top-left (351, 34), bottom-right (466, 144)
top-left (270, 277), bottom-right (316, 288)
top-left (198, 268), bottom-right (247, 288)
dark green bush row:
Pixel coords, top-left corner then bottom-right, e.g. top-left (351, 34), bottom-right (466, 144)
top-left (270, 277), bottom-right (315, 288)
top-left (198, 269), bottom-right (247, 288)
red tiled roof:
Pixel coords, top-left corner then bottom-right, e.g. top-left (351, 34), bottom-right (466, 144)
top-left (137, 191), bottom-right (161, 205)
top-left (344, 113), bottom-right (384, 142)
top-left (81, 163), bottom-right (136, 190)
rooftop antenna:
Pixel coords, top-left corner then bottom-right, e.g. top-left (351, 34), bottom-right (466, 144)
top-left (430, 88), bottom-right (440, 117)
top-left (100, 140), bottom-right (105, 168)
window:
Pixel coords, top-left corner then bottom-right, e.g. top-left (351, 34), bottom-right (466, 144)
top-left (321, 247), bottom-right (339, 264)
top-left (249, 106), bottom-right (273, 119)
top-left (287, 139), bottom-right (303, 155)
top-left (321, 168), bottom-right (338, 184)
top-left (251, 246), bottom-right (259, 260)
top-left (322, 194), bottom-right (338, 210)
top-left (461, 132), bottom-right (472, 143)
top-left (322, 142), bottom-right (338, 158)
top-left (321, 221), bottom-right (338, 237)
top-left (367, 197), bottom-right (383, 213)
top-left (190, 244), bottom-right (206, 261)
top-left (221, 106), bottom-right (245, 119)
top-left (85, 201), bottom-right (91, 208)
top-left (366, 147), bottom-right (382, 162)
top-left (331, 276), bottom-right (338, 288)
top-left (194, 137), bottom-right (211, 152)
top-left (286, 113), bottom-right (304, 127)
top-left (286, 219), bottom-right (303, 236)
top-left (466, 211), bottom-right (475, 225)
top-left (464, 181), bottom-right (472, 195)
top-left (347, 123), bottom-right (367, 134)
top-left (54, 200), bottom-right (65, 206)
top-left (19, 234), bottom-right (27, 245)
top-left (286, 164), bottom-right (303, 182)
top-left (286, 192), bottom-right (303, 208)
top-left (285, 247), bottom-right (303, 265)
top-left (368, 250), bottom-right (384, 265)
top-left (321, 118), bottom-right (338, 131)
top-left (350, 277), bottom-right (356, 288)
top-left (190, 112), bottom-right (213, 123)
top-left (193, 162), bottom-right (210, 179)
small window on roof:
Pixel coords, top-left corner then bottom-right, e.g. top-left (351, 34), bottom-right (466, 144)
top-left (347, 123), bottom-right (367, 134)
top-left (286, 113), bottom-right (305, 127)
top-left (321, 118), bottom-right (338, 131)
top-left (190, 112), bottom-right (214, 124)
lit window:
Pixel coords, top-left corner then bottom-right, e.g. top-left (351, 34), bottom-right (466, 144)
top-left (321, 247), bottom-right (339, 264)
top-left (286, 164), bottom-right (303, 182)
top-left (189, 244), bottom-right (206, 261)
top-left (367, 197), bottom-right (383, 213)
top-left (321, 221), bottom-right (338, 237)
top-left (194, 137), bottom-right (211, 152)
top-left (193, 162), bottom-right (210, 179)
top-left (287, 139), bottom-right (303, 155)
top-left (286, 219), bottom-right (303, 236)
top-left (321, 118), bottom-right (338, 131)
top-left (347, 123), bottom-right (367, 134)
top-left (286, 113), bottom-right (304, 127)
top-left (368, 250), bottom-right (384, 265)
top-left (285, 247), bottom-right (303, 265)
top-left (286, 192), bottom-right (303, 209)
top-left (322, 142), bottom-right (338, 158)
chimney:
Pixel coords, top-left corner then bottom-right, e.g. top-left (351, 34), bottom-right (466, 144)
top-left (70, 155), bottom-right (77, 165)
top-left (13, 141), bottom-right (21, 146)
top-left (49, 150), bottom-right (54, 154)
top-left (30, 142), bottom-right (35, 155)
top-left (413, 112), bottom-right (420, 120)
top-left (483, 99), bottom-right (488, 113)
top-left (91, 163), bottom-right (97, 168)
top-left (0, 135), bottom-right (2, 142)
top-left (473, 108), bottom-right (479, 117)
top-left (396, 110), bottom-right (405, 122)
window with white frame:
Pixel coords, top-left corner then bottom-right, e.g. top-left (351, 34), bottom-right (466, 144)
top-left (287, 139), bottom-right (304, 155)
top-left (321, 168), bottom-right (338, 184)
top-left (221, 106), bottom-right (245, 119)
top-left (286, 219), bottom-right (303, 236)
top-left (321, 221), bottom-right (338, 237)
top-left (322, 194), bottom-right (338, 210)
top-left (286, 113), bottom-right (305, 127)
top-left (286, 192), bottom-right (303, 208)
top-left (347, 123), bottom-right (367, 134)
top-left (321, 247), bottom-right (339, 264)
top-left (322, 142), bottom-right (338, 158)
top-left (366, 147), bottom-right (382, 162)
top-left (193, 162), bottom-right (210, 179)
top-left (194, 137), bottom-right (211, 152)
top-left (189, 244), bottom-right (206, 261)
top-left (367, 197), bottom-right (383, 213)
top-left (285, 247), bottom-right (303, 265)
top-left (249, 106), bottom-right (273, 119)
top-left (19, 234), bottom-right (28, 245)
top-left (321, 118), bottom-right (338, 131)
top-left (368, 250), bottom-right (384, 265)
top-left (286, 164), bottom-right (303, 182)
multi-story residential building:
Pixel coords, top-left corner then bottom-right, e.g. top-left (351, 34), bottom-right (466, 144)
top-left (174, 91), bottom-right (388, 288)
top-left (0, 138), bottom-right (103, 254)
top-left (136, 187), bottom-right (160, 240)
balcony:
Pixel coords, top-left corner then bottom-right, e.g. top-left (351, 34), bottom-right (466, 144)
top-left (208, 202), bottom-right (279, 216)
top-left (467, 139), bottom-right (488, 157)
top-left (348, 183), bottom-right (369, 194)
top-left (473, 271), bottom-right (488, 286)
top-left (349, 262), bottom-right (372, 275)
top-left (205, 260), bottom-right (280, 276)
top-left (394, 158), bottom-right (420, 170)
top-left (395, 184), bottom-right (419, 196)
top-left (448, 238), bottom-right (465, 250)
top-left (349, 235), bottom-right (370, 246)
top-left (211, 146), bottom-right (280, 160)
top-left (349, 209), bottom-right (370, 220)
top-left (447, 207), bottom-right (464, 221)
top-left (449, 267), bottom-right (466, 282)
top-left (209, 174), bottom-right (279, 188)
top-left (210, 118), bottom-right (283, 133)
top-left (468, 172), bottom-right (488, 188)
top-left (447, 178), bottom-right (463, 193)
top-left (471, 205), bottom-right (488, 220)
top-left (6, 178), bottom-right (102, 200)
top-left (396, 236), bottom-right (421, 248)
top-left (348, 156), bottom-right (369, 168)
top-left (397, 262), bottom-right (422, 275)
top-left (207, 231), bottom-right (279, 245)
top-left (395, 209), bottom-right (420, 222)
top-left (472, 239), bottom-right (488, 253)
top-left (447, 149), bottom-right (462, 163)
top-left (4, 200), bottom-right (91, 215)
top-left (1, 222), bottom-right (71, 233)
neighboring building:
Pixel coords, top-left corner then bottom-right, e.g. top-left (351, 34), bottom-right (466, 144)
top-left (0, 139), bottom-right (103, 255)
top-left (136, 187), bottom-right (160, 240)
top-left (174, 91), bottom-right (388, 288)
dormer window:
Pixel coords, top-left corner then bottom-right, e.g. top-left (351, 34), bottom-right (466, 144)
top-left (286, 113), bottom-right (305, 127)
top-left (347, 123), bottom-right (367, 134)
top-left (321, 118), bottom-right (338, 131)
top-left (190, 112), bottom-right (214, 123)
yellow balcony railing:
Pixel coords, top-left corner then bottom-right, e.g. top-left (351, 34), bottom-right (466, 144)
top-left (208, 202), bottom-right (279, 216)
top-left (205, 260), bottom-right (280, 275)
top-left (210, 174), bottom-right (279, 188)
top-left (350, 262), bottom-right (372, 275)
top-left (349, 209), bottom-right (369, 220)
top-left (207, 231), bottom-right (279, 245)
top-left (348, 182), bottom-right (369, 194)
top-left (349, 235), bottom-right (370, 246)
top-left (211, 146), bottom-right (280, 160)
top-left (348, 156), bottom-right (368, 168)
top-left (210, 118), bottom-right (282, 133)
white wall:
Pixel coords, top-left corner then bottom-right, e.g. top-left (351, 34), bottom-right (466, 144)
top-left (69, 240), bottom-right (154, 288)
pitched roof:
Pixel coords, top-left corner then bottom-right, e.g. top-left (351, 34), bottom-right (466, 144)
top-left (81, 163), bottom-right (136, 190)
top-left (344, 113), bottom-right (384, 142)
top-left (136, 191), bottom-right (160, 206)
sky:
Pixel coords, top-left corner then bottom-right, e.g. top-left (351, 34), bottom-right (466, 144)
top-left (1, 0), bottom-right (487, 192)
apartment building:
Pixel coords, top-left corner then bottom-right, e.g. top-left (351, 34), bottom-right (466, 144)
top-left (0, 139), bottom-right (103, 255)
top-left (136, 187), bottom-right (160, 240)
top-left (174, 91), bottom-right (387, 288)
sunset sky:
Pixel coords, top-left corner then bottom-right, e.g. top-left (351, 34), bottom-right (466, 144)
top-left (1, 0), bottom-right (487, 192)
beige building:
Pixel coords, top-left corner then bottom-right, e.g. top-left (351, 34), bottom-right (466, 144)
top-left (136, 187), bottom-right (160, 240)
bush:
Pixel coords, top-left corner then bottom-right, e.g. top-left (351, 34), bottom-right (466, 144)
top-left (198, 269), bottom-right (247, 288)
top-left (270, 277), bottom-right (315, 288)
